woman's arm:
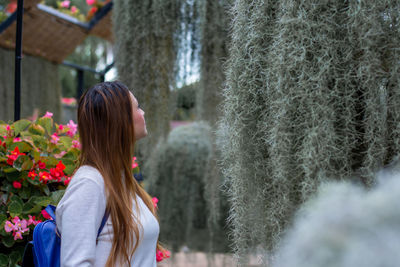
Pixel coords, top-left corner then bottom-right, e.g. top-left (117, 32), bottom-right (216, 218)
top-left (56, 177), bottom-right (106, 267)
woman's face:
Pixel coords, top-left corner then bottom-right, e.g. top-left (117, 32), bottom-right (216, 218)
top-left (130, 92), bottom-right (147, 140)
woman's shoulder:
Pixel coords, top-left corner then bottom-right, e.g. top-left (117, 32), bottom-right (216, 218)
top-left (69, 165), bottom-right (105, 189)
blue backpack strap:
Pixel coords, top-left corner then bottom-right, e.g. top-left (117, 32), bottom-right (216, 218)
top-left (97, 211), bottom-right (109, 237)
top-left (45, 205), bottom-right (57, 221)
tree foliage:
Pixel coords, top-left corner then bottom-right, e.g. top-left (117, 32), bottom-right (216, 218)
top-left (197, 0), bottom-right (231, 125)
top-left (273, 170), bottom-right (400, 267)
top-left (217, 0), bottom-right (400, 261)
top-left (113, 0), bottom-right (181, 159)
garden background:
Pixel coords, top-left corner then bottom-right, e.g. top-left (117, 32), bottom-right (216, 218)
top-left (0, 0), bottom-right (400, 267)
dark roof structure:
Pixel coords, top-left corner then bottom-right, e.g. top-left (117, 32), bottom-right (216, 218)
top-left (0, 0), bottom-right (113, 63)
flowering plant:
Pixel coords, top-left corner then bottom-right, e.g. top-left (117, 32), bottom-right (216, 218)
top-left (0, 112), bottom-right (80, 265)
top-left (51, 0), bottom-right (111, 22)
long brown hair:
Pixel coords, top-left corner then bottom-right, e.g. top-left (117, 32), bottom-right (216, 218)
top-left (77, 81), bottom-right (162, 266)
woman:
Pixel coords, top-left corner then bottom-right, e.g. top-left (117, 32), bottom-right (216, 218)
top-left (56, 81), bottom-right (162, 266)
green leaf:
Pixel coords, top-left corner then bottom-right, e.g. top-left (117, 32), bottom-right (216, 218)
top-left (8, 142), bottom-right (32, 154)
top-left (59, 136), bottom-right (72, 149)
top-left (27, 177), bottom-right (40, 186)
top-left (10, 195), bottom-right (23, 207)
top-left (0, 253), bottom-right (8, 267)
top-left (28, 124), bottom-right (45, 136)
top-left (2, 167), bottom-right (15, 173)
top-left (34, 196), bottom-right (52, 207)
top-left (13, 119), bottom-right (31, 136)
top-left (51, 190), bottom-right (65, 204)
top-left (62, 150), bottom-right (78, 160)
top-left (42, 185), bottom-right (50, 196)
top-left (9, 250), bottom-right (22, 266)
top-left (44, 157), bottom-right (59, 168)
top-left (8, 201), bottom-right (23, 217)
top-left (2, 235), bottom-right (15, 248)
top-left (32, 135), bottom-right (47, 150)
top-left (0, 214), bottom-right (7, 226)
top-left (62, 159), bottom-right (76, 176)
top-left (13, 155), bottom-right (33, 172)
top-left (22, 202), bottom-right (34, 215)
top-left (5, 171), bottom-right (21, 182)
top-left (19, 186), bottom-right (31, 199)
top-left (38, 117), bottom-right (53, 135)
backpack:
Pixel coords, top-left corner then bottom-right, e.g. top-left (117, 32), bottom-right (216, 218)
top-left (22, 204), bottom-right (109, 267)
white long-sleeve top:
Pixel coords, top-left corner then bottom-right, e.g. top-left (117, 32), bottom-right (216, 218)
top-left (55, 165), bottom-right (160, 267)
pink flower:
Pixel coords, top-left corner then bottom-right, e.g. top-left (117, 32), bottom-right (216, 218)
top-left (54, 151), bottom-right (67, 158)
top-left (15, 219), bottom-right (29, 233)
top-left (156, 249), bottom-right (170, 262)
top-left (72, 140), bottom-right (81, 149)
top-left (13, 137), bottom-right (21, 143)
top-left (6, 125), bottom-right (10, 131)
top-left (41, 209), bottom-right (52, 220)
top-left (12, 216), bottom-right (20, 224)
top-left (152, 197), bottom-right (158, 208)
top-left (28, 215), bottom-right (36, 226)
top-left (86, 0), bottom-right (96, 5)
top-left (58, 125), bottom-right (64, 131)
top-left (4, 221), bottom-right (16, 232)
top-left (132, 157), bottom-right (138, 169)
top-left (66, 120), bottom-right (77, 137)
top-left (164, 250), bottom-right (171, 258)
top-left (156, 250), bottom-right (164, 262)
top-left (50, 133), bottom-right (59, 144)
top-left (13, 181), bottom-right (22, 189)
top-left (60, 0), bottom-right (70, 8)
top-left (43, 111), bottom-right (53, 118)
top-left (70, 6), bottom-right (77, 13)
top-left (13, 230), bottom-right (23, 240)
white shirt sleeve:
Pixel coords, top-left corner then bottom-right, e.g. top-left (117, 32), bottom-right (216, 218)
top-left (56, 177), bottom-right (107, 267)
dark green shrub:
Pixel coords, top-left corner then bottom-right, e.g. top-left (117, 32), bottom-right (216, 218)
top-left (146, 122), bottom-right (230, 253)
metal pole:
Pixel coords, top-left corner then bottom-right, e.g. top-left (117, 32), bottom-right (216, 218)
top-left (14, 0), bottom-right (24, 121)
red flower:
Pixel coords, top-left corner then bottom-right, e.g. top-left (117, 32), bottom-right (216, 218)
top-left (88, 6), bottom-right (98, 16)
top-left (50, 168), bottom-right (62, 181)
top-left (6, 146), bottom-right (25, 166)
top-left (37, 161), bottom-right (46, 169)
top-left (38, 171), bottom-right (52, 183)
top-left (64, 176), bottom-right (71, 186)
top-left (12, 181), bottom-right (21, 189)
top-left (6, 1), bottom-right (17, 14)
top-left (56, 161), bottom-right (66, 171)
top-left (28, 170), bottom-right (37, 180)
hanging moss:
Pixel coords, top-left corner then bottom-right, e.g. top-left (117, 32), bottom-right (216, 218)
top-left (196, 0), bottom-right (231, 125)
top-left (112, 0), bottom-right (181, 158)
top-left (146, 122), bottom-right (230, 253)
top-left (218, 0), bottom-right (400, 262)
top-left (272, 170), bottom-right (400, 267)
top-left (0, 47), bottom-right (62, 122)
